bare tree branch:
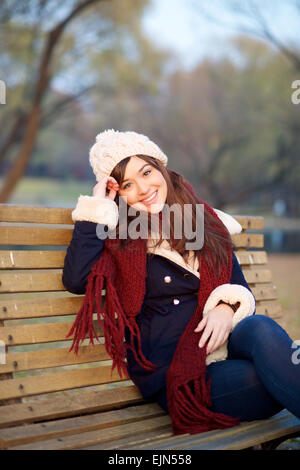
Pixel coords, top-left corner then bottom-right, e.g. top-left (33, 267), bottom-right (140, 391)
top-left (190, 0), bottom-right (300, 70)
top-left (0, 0), bottom-right (105, 202)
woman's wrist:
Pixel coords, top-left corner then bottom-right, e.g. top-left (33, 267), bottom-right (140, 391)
top-left (216, 301), bottom-right (236, 317)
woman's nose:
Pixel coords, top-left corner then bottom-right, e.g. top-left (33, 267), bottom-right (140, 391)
top-left (137, 180), bottom-right (150, 195)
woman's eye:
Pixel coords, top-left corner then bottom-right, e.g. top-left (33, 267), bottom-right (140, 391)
top-left (122, 170), bottom-right (151, 190)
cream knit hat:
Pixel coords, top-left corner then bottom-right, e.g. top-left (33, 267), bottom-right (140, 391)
top-left (89, 129), bottom-right (168, 181)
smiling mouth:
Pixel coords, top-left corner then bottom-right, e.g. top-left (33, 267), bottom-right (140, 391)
top-left (141, 190), bottom-right (158, 204)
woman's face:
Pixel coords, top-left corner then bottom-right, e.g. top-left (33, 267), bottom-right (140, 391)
top-left (118, 156), bottom-right (167, 213)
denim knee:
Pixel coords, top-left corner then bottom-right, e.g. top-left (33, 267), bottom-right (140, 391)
top-left (233, 314), bottom-right (280, 340)
top-left (228, 315), bottom-right (282, 359)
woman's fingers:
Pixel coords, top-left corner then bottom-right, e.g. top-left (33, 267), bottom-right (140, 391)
top-left (93, 176), bottom-right (119, 199)
top-left (206, 326), bottom-right (225, 354)
top-left (194, 315), bottom-right (208, 332)
top-left (206, 325), bottom-right (223, 354)
top-left (107, 188), bottom-right (117, 200)
top-left (195, 308), bottom-right (233, 354)
top-left (196, 319), bottom-right (230, 353)
top-left (207, 328), bottom-right (230, 354)
top-left (198, 321), bottom-right (213, 349)
top-left (106, 177), bottom-right (119, 200)
top-left (107, 176), bottom-right (119, 189)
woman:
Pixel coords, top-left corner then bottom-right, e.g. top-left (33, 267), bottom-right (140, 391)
top-left (63, 129), bottom-right (300, 435)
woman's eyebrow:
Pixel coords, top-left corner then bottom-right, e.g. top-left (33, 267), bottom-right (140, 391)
top-left (122, 164), bottom-right (150, 183)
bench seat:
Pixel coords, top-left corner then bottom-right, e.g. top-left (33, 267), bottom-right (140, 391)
top-left (0, 204), bottom-right (299, 450)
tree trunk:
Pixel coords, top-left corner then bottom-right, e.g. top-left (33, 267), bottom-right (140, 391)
top-left (0, 106), bottom-right (40, 202)
top-left (0, 0), bottom-right (102, 203)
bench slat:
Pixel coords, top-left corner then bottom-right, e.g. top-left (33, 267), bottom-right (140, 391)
top-left (0, 249), bottom-right (268, 270)
top-left (234, 216), bottom-right (264, 230)
top-left (0, 344), bottom-right (109, 374)
top-left (0, 386), bottom-right (143, 428)
top-left (87, 410), bottom-right (300, 450)
top-left (251, 283), bottom-right (278, 301)
top-left (231, 233), bottom-right (264, 248)
top-left (0, 204), bottom-right (73, 225)
top-left (81, 428), bottom-right (174, 450)
top-left (0, 267), bottom-right (271, 294)
top-left (0, 320), bottom-right (102, 346)
top-left (0, 250), bottom-right (66, 269)
top-left (0, 296), bottom-right (83, 320)
top-left (0, 205), bottom-right (263, 229)
top-left (243, 269), bottom-right (272, 283)
top-left (122, 410), bottom-right (300, 450)
top-left (255, 300), bottom-right (282, 318)
top-left (0, 270), bottom-right (65, 293)
top-left (0, 227), bottom-right (263, 248)
top-left (234, 250), bottom-right (267, 265)
top-left (0, 403), bottom-right (164, 448)
top-left (7, 415), bottom-right (172, 450)
top-left (0, 365), bottom-right (125, 401)
top-left (0, 227), bottom-right (72, 246)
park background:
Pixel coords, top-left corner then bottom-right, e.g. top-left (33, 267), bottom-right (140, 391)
top-left (0, 0), bottom-right (299, 342)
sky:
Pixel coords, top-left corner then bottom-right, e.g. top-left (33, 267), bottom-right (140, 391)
top-left (142, 0), bottom-right (300, 70)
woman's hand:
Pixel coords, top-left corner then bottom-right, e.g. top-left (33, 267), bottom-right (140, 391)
top-left (93, 176), bottom-right (119, 201)
top-left (194, 304), bottom-right (234, 354)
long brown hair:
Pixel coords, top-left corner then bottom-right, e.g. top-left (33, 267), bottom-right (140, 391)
top-left (110, 155), bottom-right (233, 276)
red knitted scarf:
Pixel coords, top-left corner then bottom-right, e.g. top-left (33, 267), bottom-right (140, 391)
top-left (67, 201), bottom-right (239, 435)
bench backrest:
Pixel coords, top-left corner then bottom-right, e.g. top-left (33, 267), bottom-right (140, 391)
top-left (0, 204), bottom-right (282, 406)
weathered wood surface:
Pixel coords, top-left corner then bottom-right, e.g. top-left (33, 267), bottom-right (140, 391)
top-left (1, 206), bottom-right (295, 451)
top-left (0, 344), bottom-right (109, 374)
top-left (0, 320), bottom-right (102, 345)
top-left (0, 402), bottom-right (165, 449)
top-left (0, 365), bottom-right (125, 401)
top-left (115, 410), bottom-right (300, 451)
top-left (0, 249), bottom-right (268, 270)
top-left (0, 204), bottom-right (263, 229)
top-left (0, 296), bottom-right (83, 320)
top-left (0, 386), bottom-right (142, 429)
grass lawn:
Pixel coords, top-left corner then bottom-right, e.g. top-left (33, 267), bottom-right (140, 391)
top-left (7, 177), bottom-right (93, 207)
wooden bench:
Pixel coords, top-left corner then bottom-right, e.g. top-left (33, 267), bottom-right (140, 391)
top-left (0, 203), bottom-right (299, 451)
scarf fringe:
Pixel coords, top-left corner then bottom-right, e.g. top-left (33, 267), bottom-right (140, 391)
top-left (167, 376), bottom-right (239, 435)
top-left (67, 262), bottom-right (156, 380)
top-left (66, 268), bottom-right (99, 354)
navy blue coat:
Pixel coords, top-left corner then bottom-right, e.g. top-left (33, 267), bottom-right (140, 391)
top-left (63, 221), bottom-right (254, 403)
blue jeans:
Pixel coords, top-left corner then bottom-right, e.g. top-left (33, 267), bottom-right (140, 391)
top-left (155, 315), bottom-right (300, 421)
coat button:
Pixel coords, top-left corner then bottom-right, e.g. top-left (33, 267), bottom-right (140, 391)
top-left (173, 298), bottom-right (180, 305)
top-left (164, 276), bottom-right (171, 283)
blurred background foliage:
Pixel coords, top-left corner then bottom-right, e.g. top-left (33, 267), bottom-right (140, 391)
top-left (0, 0), bottom-right (299, 221)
